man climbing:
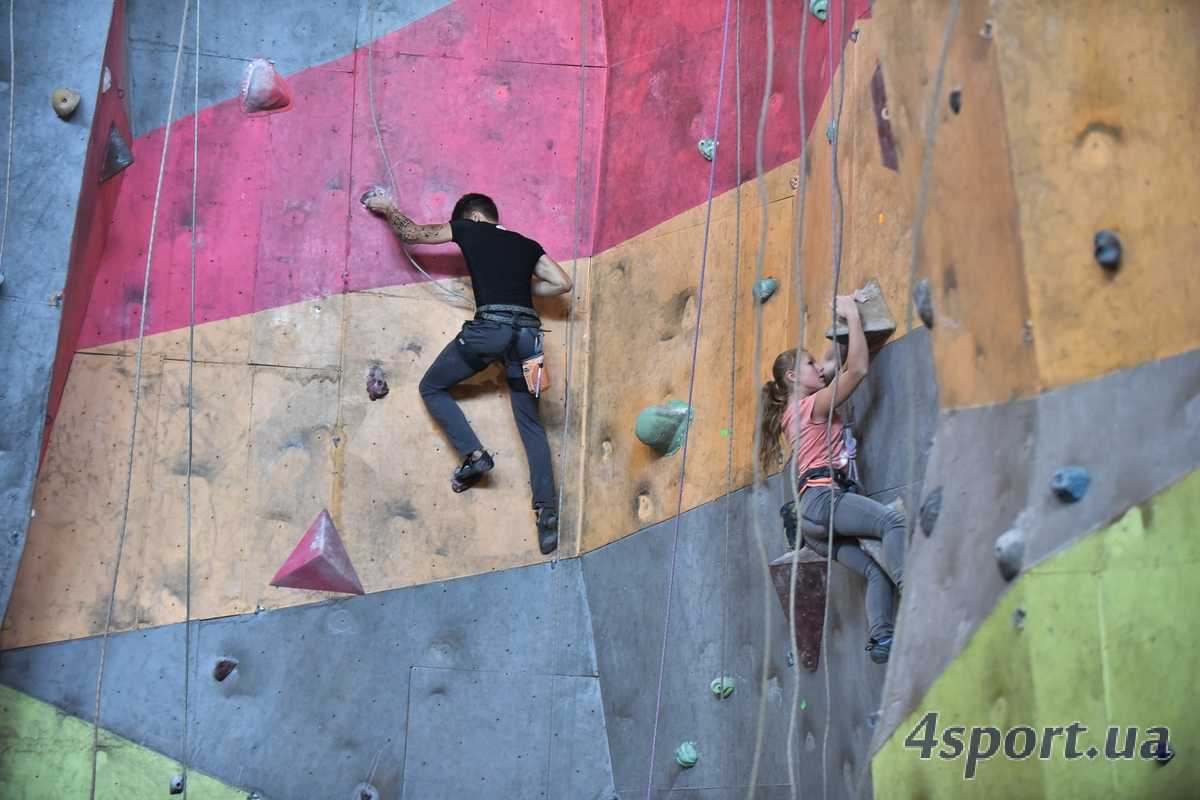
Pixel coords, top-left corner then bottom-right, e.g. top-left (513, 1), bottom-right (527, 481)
top-left (362, 191), bottom-right (573, 555)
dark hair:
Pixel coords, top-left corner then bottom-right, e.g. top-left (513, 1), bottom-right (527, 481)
top-left (451, 193), bottom-right (499, 222)
top-left (759, 349), bottom-right (802, 471)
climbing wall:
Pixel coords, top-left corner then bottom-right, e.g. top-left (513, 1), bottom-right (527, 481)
top-left (4, 0), bottom-right (1193, 798)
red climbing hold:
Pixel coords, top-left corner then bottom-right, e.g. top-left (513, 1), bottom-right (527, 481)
top-left (240, 58), bottom-right (293, 115)
top-left (270, 509), bottom-right (364, 595)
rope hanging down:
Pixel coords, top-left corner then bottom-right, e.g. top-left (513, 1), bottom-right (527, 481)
top-left (782, 3), bottom-right (813, 798)
top-left (641, 0), bottom-right (736, 794)
top-left (366, 0), bottom-right (471, 306)
top-left (744, 0), bottom-right (779, 791)
top-left (89, 1), bottom-right (193, 797)
top-left (180, 0), bottom-right (202, 795)
top-left (0, 0), bottom-right (13, 282)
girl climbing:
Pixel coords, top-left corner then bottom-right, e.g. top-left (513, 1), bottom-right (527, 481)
top-left (760, 293), bottom-right (905, 664)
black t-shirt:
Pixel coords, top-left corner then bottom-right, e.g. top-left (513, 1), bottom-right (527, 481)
top-left (450, 219), bottom-right (545, 308)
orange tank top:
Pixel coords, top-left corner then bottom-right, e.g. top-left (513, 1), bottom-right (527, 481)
top-left (782, 392), bottom-right (847, 476)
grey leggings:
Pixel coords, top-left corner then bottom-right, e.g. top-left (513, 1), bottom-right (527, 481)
top-left (798, 486), bottom-right (905, 640)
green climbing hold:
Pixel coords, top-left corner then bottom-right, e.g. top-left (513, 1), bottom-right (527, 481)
top-left (825, 121), bottom-right (837, 143)
top-left (719, 427), bottom-right (730, 438)
top-left (810, 0), bottom-right (828, 21)
top-left (635, 401), bottom-right (694, 457)
top-left (675, 741), bottom-right (700, 768)
top-left (753, 277), bottom-right (778, 303)
top-left (698, 138), bottom-right (717, 161)
top-left (711, 676), bottom-right (735, 699)
top-left (800, 698), bottom-right (808, 711)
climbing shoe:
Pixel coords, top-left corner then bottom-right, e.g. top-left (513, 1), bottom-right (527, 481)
top-left (867, 635), bottom-right (893, 664)
top-left (451, 450), bottom-right (494, 493)
top-left (537, 506), bottom-right (559, 555)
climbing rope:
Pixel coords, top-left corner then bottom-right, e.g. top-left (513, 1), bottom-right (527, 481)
top-left (89, 2), bottom-right (193, 797)
top-left (744, 0), bottom-right (779, 791)
top-left (717, 0), bottom-right (744, 790)
top-left (782, 4), bottom-right (814, 799)
top-left (641, 0), bottom-right (736, 794)
top-left (543, 0), bottom-right (592, 787)
top-left (816, 3), bottom-right (852, 797)
top-left (0, 0), bottom-right (13, 283)
top-left (365, 0), bottom-right (471, 306)
top-left (180, 0), bottom-right (202, 795)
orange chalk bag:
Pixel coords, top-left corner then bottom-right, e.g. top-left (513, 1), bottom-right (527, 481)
top-left (521, 333), bottom-right (549, 398)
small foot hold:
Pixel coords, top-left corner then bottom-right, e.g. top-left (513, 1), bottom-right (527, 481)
top-left (451, 450), bottom-right (494, 493)
top-left (537, 506), bottom-right (559, 555)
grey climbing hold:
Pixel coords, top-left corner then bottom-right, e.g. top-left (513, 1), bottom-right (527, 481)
top-left (51, 88), bottom-right (81, 120)
top-left (100, 122), bottom-right (134, 182)
top-left (786, 651), bottom-right (796, 668)
top-left (995, 528), bottom-right (1025, 581)
top-left (212, 656), bottom-right (239, 682)
top-left (367, 364), bottom-right (390, 401)
top-left (753, 277), bottom-right (778, 303)
top-left (635, 401), bottom-right (693, 457)
top-left (710, 676), bottom-right (735, 699)
top-left (697, 138), bottom-right (717, 161)
top-left (675, 741), bottom-right (700, 768)
top-left (919, 487), bottom-right (942, 537)
top-left (169, 774), bottom-right (185, 795)
top-left (1012, 608), bottom-right (1026, 631)
top-left (866, 711), bottom-right (880, 729)
top-left (825, 121), bottom-right (837, 143)
top-left (1094, 230), bottom-right (1121, 270)
top-left (1050, 466), bottom-right (1090, 503)
top-left (810, 0), bottom-right (828, 21)
top-left (913, 279), bottom-right (934, 329)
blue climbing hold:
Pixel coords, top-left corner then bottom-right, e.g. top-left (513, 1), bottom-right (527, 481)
top-left (810, 0), bottom-right (828, 21)
top-left (826, 121), bottom-right (837, 143)
top-left (753, 277), bottom-right (778, 303)
top-left (698, 138), bottom-right (717, 161)
top-left (675, 741), bottom-right (700, 768)
top-left (1050, 467), bottom-right (1090, 503)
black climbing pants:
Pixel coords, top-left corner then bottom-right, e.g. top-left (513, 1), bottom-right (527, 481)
top-left (798, 486), bottom-right (905, 641)
top-left (418, 317), bottom-right (556, 510)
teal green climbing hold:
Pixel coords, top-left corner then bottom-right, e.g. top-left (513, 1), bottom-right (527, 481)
top-left (710, 676), bottom-right (735, 699)
top-left (675, 741), bottom-right (700, 768)
top-left (753, 277), bottom-right (778, 303)
top-left (697, 138), bottom-right (717, 161)
top-left (826, 121), bottom-right (837, 143)
top-left (810, 0), bottom-right (828, 21)
top-left (635, 401), bottom-right (694, 457)
top-left (800, 698), bottom-right (808, 711)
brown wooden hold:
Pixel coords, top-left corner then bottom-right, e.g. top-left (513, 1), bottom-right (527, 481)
top-left (769, 549), bottom-right (828, 672)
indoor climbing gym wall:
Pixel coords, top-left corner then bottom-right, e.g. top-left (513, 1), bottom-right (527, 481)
top-left (0, 0), bottom-right (1196, 798)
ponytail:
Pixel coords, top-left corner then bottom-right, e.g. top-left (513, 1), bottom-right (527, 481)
top-left (759, 378), bottom-right (789, 471)
top-left (760, 349), bottom-right (801, 471)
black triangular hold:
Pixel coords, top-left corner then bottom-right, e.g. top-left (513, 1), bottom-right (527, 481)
top-left (100, 122), bottom-right (133, 182)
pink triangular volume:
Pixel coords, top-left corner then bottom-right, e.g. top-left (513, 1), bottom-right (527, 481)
top-left (240, 57), bottom-right (293, 115)
top-left (270, 509), bottom-right (364, 595)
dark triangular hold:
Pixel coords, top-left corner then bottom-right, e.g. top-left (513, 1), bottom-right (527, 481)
top-left (100, 122), bottom-right (134, 182)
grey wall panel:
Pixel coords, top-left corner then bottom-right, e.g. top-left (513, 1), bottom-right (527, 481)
top-left (126, 0), bottom-right (454, 135)
top-left (0, 557), bottom-right (601, 799)
top-left (402, 666), bottom-right (615, 800)
top-left (583, 475), bottom-right (886, 800)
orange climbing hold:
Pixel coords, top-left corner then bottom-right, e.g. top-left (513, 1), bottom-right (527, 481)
top-left (270, 509), bottom-right (364, 595)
